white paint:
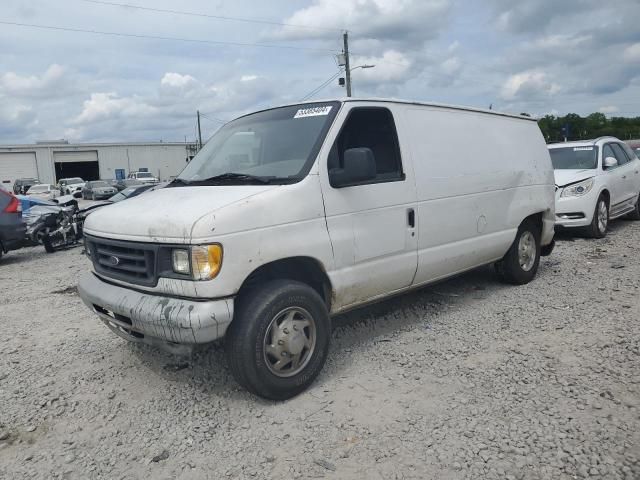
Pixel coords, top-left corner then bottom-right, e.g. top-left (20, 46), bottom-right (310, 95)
top-left (81, 99), bottom-right (557, 322)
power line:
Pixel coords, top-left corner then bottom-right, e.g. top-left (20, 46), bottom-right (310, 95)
top-left (0, 20), bottom-right (337, 53)
top-left (200, 113), bottom-right (228, 124)
top-left (82, 0), bottom-right (345, 32)
top-left (301, 70), bottom-right (343, 101)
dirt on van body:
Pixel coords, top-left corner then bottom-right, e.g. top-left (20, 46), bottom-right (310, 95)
top-left (1, 221), bottom-right (639, 480)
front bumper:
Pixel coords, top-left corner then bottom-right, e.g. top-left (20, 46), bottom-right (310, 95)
top-left (554, 190), bottom-right (595, 228)
top-left (78, 272), bottom-right (234, 350)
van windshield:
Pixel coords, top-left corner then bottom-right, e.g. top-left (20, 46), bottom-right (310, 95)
top-left (549, 147), bottom-right (598, 170)
top-left (175, 102), bottom-right (340, 185)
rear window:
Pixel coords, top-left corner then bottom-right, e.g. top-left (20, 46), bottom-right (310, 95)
top-left (549, 146), bottom-right (598, 170)
top-left (137, 172), bottom-right (153, 178)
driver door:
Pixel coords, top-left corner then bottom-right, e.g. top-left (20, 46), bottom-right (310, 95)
top-left (319, 105), bottom-right (418, 310)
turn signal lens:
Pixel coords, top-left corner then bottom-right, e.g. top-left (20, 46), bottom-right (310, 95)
top-left (191, 244), bottom-right (223, 280)
top-left (171, 249), bottom-right (190, 275)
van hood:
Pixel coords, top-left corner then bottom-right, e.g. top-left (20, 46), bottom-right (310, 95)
top-left (553, 169), bottom-right (595, 188)
top-left (83, 185), bottom-right (278, 243)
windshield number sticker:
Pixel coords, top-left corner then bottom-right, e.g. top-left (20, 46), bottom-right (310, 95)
top-left (294, 106), bottom-right (332, 119)
top-left (573, 147), bottom-right (593, 151)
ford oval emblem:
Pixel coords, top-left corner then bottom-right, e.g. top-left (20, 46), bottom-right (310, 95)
top-left (108, 255), bottom-right (120, 266)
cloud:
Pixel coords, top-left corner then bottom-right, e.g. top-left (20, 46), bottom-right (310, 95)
top-left (350, 50), bottom-right (411, 83)
top-left (272, 0), bottom-right (452, 47)
top-left (161, 72), bottom-right (197, 89)
top-left (487, 0), bottom-right (598, 33)
top-left (73, 92), bottom-right (157, 124)
top-left (501, 70), bottom-right (560, 101)
top-left (624, 43), bottom-right (640, 63)
top-left (0, 64), bottom-right (67, 98)
top-left (598, 105), bottom-right (619, 114)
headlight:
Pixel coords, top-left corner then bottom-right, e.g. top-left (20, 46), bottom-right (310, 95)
top-left (171, 244), bottom-right (223, 280)
top-left (171, 249), bottom-right (190, 275)
top-left (561, 177), bottom-right (594, 198)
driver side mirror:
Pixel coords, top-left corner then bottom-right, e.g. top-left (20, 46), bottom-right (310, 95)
top-left (603, 156), bottom-right (618, 169)
top-left (329, 147), bottom-right (377, 188)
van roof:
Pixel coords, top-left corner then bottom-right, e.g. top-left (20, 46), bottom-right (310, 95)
top-left (239, 98), bottom-right (538, 122)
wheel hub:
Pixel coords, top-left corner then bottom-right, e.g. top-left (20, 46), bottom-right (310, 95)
top-left (263, 307), bottom-right (316, 378)
top-left (518, 231), bottom-right (536, 272)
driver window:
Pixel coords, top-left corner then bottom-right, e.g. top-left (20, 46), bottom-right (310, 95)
top-left (329, 107), bottom-right (404, 183)
top-left (610, 144), bottom-right (629, 166)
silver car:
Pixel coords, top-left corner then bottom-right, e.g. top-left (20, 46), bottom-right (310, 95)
top-left (82, 181), bottom-right (118, 200)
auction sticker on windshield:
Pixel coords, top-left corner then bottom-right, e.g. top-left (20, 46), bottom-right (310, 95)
top-left (294, 106), bottom-right (333, 119)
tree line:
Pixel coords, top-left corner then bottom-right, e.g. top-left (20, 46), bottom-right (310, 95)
top-left (532, 113), bottom-right (640, 143)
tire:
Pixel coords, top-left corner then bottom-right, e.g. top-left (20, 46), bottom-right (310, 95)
top-left (495, 218), bottom-right (541, 285)
top-left (586, 195), bottom-right (609, 238)
top-left (225, 279), bottom-right (331, 400)
top-left (626, 193), bottom-right (640, 220)
top-left (43, 236), bottom-right (56, 253)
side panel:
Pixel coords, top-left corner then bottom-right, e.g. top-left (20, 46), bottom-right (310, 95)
top-left (405, 107), bottom-right (554, 286)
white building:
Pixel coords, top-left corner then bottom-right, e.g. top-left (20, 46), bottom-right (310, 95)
top-left (0, 140), bottom-right (197, 189)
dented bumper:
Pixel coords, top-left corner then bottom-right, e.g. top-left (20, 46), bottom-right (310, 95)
top-left (78, 273), bottom-right (234, 347)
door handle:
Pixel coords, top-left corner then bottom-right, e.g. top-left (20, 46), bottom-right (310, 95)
top-left (622, 175), bottom-right (627, 179)
top-left (407, 208), bottom-right (415, 228)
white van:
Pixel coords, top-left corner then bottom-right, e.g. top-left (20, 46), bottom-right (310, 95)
top-left (78, 99), bottom-right (556, 399)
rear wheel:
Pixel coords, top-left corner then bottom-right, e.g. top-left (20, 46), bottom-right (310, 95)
top-left (495, 219), bottom-right (541, 285)
top-left (586, 195), bottom-right (608, 238)
top-left (225, 280), bottom-right (331, 400)
top-left (626, 193), bottom-right (640, 220)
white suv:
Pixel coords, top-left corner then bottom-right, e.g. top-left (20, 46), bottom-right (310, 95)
top-left (549, 137), bottom-right (640, 237)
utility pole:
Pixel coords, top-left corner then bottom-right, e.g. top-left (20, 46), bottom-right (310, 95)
top-left (343, 32), bottom-right (352, 97)
top-left (197, 110), bottom-right (203, 149)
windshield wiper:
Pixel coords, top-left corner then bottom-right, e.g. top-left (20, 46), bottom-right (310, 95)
top-left (186, 173), bottom-right (275, 185)
top-left (167, 177), bottom-right (192, 187)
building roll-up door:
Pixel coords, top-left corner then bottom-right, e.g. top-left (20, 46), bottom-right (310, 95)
top-left (53, 150), bottom-right (100, 182)
top-left (0, 152), bottom-right (38, 190)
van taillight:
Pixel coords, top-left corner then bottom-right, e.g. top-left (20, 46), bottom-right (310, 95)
top-left (2, 193), bottom-right (21, 213)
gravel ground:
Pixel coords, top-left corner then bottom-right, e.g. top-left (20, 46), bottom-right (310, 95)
top-left (1, 220), bottom-right (639, 480)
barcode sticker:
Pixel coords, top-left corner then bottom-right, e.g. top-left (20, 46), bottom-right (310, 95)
top-left (294, 106), bottom-right (333, 118)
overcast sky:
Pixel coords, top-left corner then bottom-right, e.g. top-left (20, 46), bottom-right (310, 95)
top-left (1, 0), bottom-right (639, 144)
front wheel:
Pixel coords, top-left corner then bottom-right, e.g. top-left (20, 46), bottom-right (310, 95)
top-left (586, 195), bottom-right (609, 238)
top-left (225, 280), bottom-right (331, 400)
top-left (495, 219), bottom-right (541, 285)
